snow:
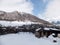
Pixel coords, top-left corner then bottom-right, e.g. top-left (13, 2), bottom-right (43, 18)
top-left (44, 28), bottom-right (59, 31)
top-left (0, 21), bottom-right (35, 27)
top-left (49, 28), bottom-right (58, 30)
top-left (36, 28), bottom-right (41, 31)
top-left (44, 28), bottom-right (50, 30)
top-left (0, 32), bottom-right (60, 45)
top-left (0, 20), bottom-right (60, 45)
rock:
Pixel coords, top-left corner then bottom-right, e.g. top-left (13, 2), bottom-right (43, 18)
top-left (53, 40), bottom-right (57, 43)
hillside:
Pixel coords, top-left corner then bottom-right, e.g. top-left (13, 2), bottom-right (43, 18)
top-left (0, 11), bottom-right (52, 25)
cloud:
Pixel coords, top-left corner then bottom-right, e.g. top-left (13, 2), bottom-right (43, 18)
top-left (37, 0), bottom-right (50, 21)
top-left (38, 0), bottom-right (60, 22)
top-left (0, 0), bottom-right (34, 14)
top-left (44, 0), bottom-right (60, 21)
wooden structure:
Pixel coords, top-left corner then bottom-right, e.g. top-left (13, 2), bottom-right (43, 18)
top-left (35, 27), bottom-right (60, 38)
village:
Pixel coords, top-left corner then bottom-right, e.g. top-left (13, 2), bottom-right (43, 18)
top-left (0, 24), bottom-right (60, 39)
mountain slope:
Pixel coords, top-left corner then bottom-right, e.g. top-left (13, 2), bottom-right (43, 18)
top-left (0, 11), bottom-right (52, 25)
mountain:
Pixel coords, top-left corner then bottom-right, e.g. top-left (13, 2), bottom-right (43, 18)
top-left (52, 21), bottom-right (60, 26)
top-left (0, 11), bottom-right (52, 25)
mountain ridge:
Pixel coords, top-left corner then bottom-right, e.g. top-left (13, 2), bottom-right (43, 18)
top-left (0, 11), bottom-right (52, 25)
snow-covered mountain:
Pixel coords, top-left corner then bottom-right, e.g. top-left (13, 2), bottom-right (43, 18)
top-left (0, 11), bottom-right (52, 26)
top-left (0, 11), bottom-right (60, 45)
top-left (52, 21), bottom-right (60, 26)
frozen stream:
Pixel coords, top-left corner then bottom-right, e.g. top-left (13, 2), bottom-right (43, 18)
top-left (0, 32), bottom-right (60, 45)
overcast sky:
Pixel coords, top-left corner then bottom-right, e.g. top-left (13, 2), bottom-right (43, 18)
top-left (0, 0), bottom-right (60, 21)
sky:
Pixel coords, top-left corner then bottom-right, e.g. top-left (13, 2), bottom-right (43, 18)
top-left (0, 0), bottom-right (60, 22)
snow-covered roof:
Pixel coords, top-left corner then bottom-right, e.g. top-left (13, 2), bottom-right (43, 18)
top-left (44, 28), bottom-right (50, 30)
top-left (36, 28), bottom-right (41, 31)
top-left (49, 28), bottom-right (58, 30)
top-left (44, 27), bottom-right (59, 31)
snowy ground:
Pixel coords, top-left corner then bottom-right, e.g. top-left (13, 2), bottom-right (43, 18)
top-left (0, 32), bottom-right (60, 45)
